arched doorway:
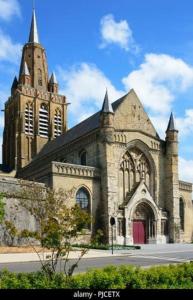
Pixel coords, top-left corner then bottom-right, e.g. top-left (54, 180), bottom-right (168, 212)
top-left (132, 202), bottom-right (155, 244)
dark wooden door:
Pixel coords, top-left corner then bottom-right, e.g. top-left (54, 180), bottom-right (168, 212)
top-left (133, 220), bottom-right (146, 244)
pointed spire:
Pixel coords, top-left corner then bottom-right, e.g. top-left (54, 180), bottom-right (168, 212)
top-left (11, 76), bottom-right (18, 89)
top-left (11, 76), bottom-right (18, 94)
top-left (50, 72), bottom-right (58, 84)
top-left (21, 62), bottom-right (30, 76)
top-left (166, 112), bottom-right (176, 132)
top-left (101, 89), bottom-right (114, 114)
top-left (28, 8), bottom-right (39, 43)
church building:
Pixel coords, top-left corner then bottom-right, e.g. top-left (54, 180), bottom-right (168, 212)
top-left (2, 9), bottom-right (193, 245)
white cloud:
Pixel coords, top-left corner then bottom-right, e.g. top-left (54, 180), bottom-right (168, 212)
top-left (57, 63), bottom-right (124, 124)
top-left (179, 157), bottom-right (193, 183)
top-left (176, 109), bottom-right (193, 136)
top-left (100, 14), bottom-right (139, 52)
top-left (0, 0), bottom-right (20, 21)
top-left (0, 30), bottom-right (22, 63)
top-left (149, 115), bottom-right (168, 139)
top-left (150, 110), bottom-right (193, 140)
top-left (123, 53), bottom-right (193, 114)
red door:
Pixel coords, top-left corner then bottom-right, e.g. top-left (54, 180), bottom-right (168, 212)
top-left (133, 221), bottom-right (146, 244)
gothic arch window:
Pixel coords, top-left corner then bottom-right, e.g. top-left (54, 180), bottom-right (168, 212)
top-left (79, 150), bottom-right (87, 166)
top-left (38, 68), bottom-right (42, 86)
top-left (25, 103), bottom-right (34, 135)
top-left (179, 198), bottom-right (184, 231)
top-left (119, 148), bottom-right (151, 203)
top-left (54, 109), bottom-right (62, 137)
top-left (76, 187), bottom-right (90, 212)
top-left (39, 103), bottom-right (49, 137)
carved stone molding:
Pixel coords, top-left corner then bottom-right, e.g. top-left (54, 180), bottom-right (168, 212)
top-left (52, 162), bottom-right (101, 178)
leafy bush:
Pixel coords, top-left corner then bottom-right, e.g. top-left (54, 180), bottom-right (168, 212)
top-left (1, 262), bottom-right (193, 289)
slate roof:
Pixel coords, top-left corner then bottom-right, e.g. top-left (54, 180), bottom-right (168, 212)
top-left (28, 9), bottom-right (39, 44)
top-left (49, 72), bottom-right (58, 84)
top-left (101, 90), bottom-right (114, 113)
top-left (33, 94), bottom-right (127, 160)
top-left (166, 112), bottom-right (176, 131)
top-left (21, 62), bottom-right (30, 76)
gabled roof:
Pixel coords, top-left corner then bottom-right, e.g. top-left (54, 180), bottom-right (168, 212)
top-left (119, 182), bottom-right (141, 208)
top-left (34, 111), bottom-right (101, 160)
top-left (33, 90), bottom-right (159, 161)
top-left (33, 95), bottom-right (126, 160)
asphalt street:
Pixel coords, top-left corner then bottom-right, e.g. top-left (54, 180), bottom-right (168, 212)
top-left (0, 244), bottom-right (193, 273)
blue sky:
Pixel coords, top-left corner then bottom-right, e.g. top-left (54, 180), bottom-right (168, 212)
top-left (1, 0), bottom-right (193, 182)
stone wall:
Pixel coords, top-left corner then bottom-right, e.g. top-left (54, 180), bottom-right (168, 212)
top-left (179, 181), bottom-right (193, 242)
top-left (0, 177), bottom-right (43, 245)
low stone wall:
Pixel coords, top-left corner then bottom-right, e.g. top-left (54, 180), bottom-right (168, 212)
top-left (0, 177), bottom-right (44, 246)
top-left (0, 176), bottom-right (92, 246)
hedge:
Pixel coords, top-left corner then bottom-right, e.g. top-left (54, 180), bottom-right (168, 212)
top-left (1, 262), bottom-right (193, 289)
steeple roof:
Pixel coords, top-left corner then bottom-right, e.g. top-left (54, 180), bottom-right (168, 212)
top-left (101, 89), bottom-right (114, 113)
top-left (166, 112), bottom-right (176, 131)
top-left (21, 62), bottom-right (30, 76)
top-left (50, 72), bottom-right (58, 84)
top-left (11, 76), bottom-right (18, 89)
top-left (28, 9), bottom-right (39, 43)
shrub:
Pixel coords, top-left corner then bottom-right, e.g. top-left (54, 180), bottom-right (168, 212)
top-left (1, 262), bottom-right (193, 289)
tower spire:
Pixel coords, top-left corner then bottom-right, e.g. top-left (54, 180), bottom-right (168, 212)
top-left (28, 8), bottom-right (39, 43)
top-left (166, 112), bottom-right (177, 132)
top-left (21, 61), bottom-right (30, 76)
top-left (101, 89), bottom-right (114, 114)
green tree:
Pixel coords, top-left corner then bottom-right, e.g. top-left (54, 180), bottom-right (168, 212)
top-left (6, 183), bottom-right (91, 280)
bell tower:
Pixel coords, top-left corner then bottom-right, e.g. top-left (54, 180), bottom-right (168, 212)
top-left (3, 8), bottom-right (68, 172)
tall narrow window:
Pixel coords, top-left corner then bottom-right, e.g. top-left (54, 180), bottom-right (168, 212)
top-left (179, 198), bottom-right (184, 231)
top-left (39, 104), bottom-right (49, 137)
top-left (80, 150), bottom-right (87, 166)
top-left (25, 103), bottom-right (33, 135)
top-left (76, 188), bottom-right (90, 212)
top-left (54, 110), bottom-right (62, 137)
top-left (76, 187), bottom-right (91, 230)
top-left (38, 68), bottom-right (42, 86)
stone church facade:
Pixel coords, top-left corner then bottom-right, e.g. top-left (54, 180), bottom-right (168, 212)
top-left (1, 9), bottom-right (193, 245)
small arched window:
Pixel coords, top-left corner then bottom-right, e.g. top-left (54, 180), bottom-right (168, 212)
top-left (38, 68), bottom-right (42, 86)
top-left (80, 150), bottom-right (87, 166)
top-left (25, 103), bottom-right (33, 135)
top-left (76, 188), bottom-right (90, 212)
top-left (39, 103), bottom-right (49, 137)
top-left (54, 109), bottom-right (62, 137)
top-left (179, 198), bottom-right (184, 231)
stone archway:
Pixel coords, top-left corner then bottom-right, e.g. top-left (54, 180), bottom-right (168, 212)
top-left (132, 202), bottom-right (155, 244)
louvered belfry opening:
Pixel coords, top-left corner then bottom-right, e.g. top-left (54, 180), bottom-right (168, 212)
top-left (54, 109), bottom-right (62, 138)
top-left (39, 104), bottom-right (49, 137)
top-left (25, 103), bottom-right (34, 135)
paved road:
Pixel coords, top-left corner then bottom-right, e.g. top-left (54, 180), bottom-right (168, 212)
top-left (1, 244), bottom-right (193, 273)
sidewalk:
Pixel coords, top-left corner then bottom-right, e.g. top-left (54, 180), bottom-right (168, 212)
top-left (0, 249), bottom-right (130, 263)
